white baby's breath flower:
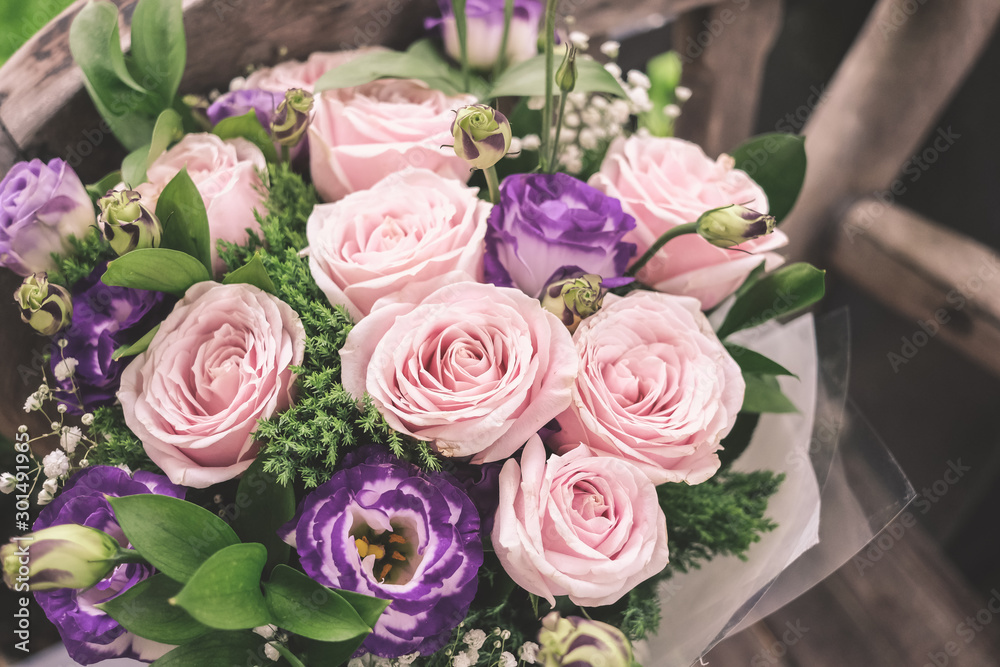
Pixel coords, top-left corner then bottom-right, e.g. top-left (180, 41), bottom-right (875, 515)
top-left (0, 473), bottom-right (16, 494)
top-left (627, 70), bottom-right (652, 90)
top-left (452, 652), bottom-right (472, 667)
top-left (521, 134), bottom-right (541, 151)
top-left (397, 653), bottom-right (419, 666)
top-left (463, 629), bottom-right (487, 651)
top-left (568, 31), bottom-right (590, 51)
top-left (60, 426), bottom-right (83, 454)
top-left (53, 357), bottom-right (78, 381)
top-left (627, 86), bottom-right (652, 112)
top-left (675, 85), bottom-right (693, 102)
top-left (117, 464), bottom-right (132, 476)
top-left (526, 96), bottom-right (546, 111)
top-left (563, 112), bottom-right (580, 129)
top-left (499, 651), bottom-right (517, 667)
top-left (23, 393), bottom-right (42, 413)
top-left (509, 137), bottom-right (523, 155)
top-left (253, 625), bottom-right (277, 639)
top-left (42, 450), bottom-right (70, 479)
top-left (567, 92), bottom-right (588, 107)
top-left (664, 103), bottom-right (682, 118)
top-left (579, 128), bottom-right (599, 150)
top-left (519, 641), bottom-right (540, 664)
top-left (604, 62), bottom-right (623, 80)
top-left (81, 413), bottom-right (95, 426)
top-left (610, 99), bottom-right (632, 124)
top-left (580, 106), bottom-right (602, 127)
top-left (263, 642), bottom-right (280, 662)
top-left (42, 478), bottom-right (59, 494)
top-left (229, 75), bottom-right (248, 91)
top-left (37, 489), bottom-right (54, 506)
top-left (600, 40), bottom-right (621, 59)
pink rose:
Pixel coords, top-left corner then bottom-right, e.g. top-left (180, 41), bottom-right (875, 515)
top-left (243, 48), bottom-right (386, 92)
top-left (306, 168), bottom-right (490, 319)
top-left (340, 281), bottom-right (577, 463)
top-left (550, 291), bottom-right (743, 485)
top-left (136, 134), bottom-right (267, 275)
top-left (308, 79), bottom-right (476, 202)
top-left (118, 282), bottom-right (306, 488)
top-left (590, 135), bottom-right (788, 309)
top-left (493, 435), bottom-right (669, 607)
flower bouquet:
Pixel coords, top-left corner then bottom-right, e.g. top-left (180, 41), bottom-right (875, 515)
top-left (0, 0), bottom-right (880, 665)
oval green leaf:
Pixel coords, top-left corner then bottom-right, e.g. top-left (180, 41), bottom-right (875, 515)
top-left (487, 55), bottom-right (627, 100)
top-left (129, 0), bottom-right (186, 109)
top-left (263, 565), bottom-right (382, 642)
top-left (228, 455), bottom-right (294, 571)
top-left (731, 133), bottom-right (807, 222)
top-left (724, 344), bottom-right (796, 378)
top-left (742, 373), bottom-right (799, 414)
top-left (152, 631), bottom-right (269, 667)
top-left (172, 543), bottom-right (272, 630)
top-left (222, 253), bottom-right (277, 295)
top-left (213, 111), bottom-right (280, 164)
top-left (314, 40), bottom-right (467, 95)
top-left (112, 324), bottom-right (160, 361)
top-left (156, 169), bottom-right (213, 274)
top-left (716, 263), bottom-right (825, 339)
top-left (101, 248), bottom-right (210, 297)
top-left (108, 494), bottom-right (240, 582)
top-left (97, 573), bottom-right (210, 644)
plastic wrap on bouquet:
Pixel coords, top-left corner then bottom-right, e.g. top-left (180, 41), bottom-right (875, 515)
top-left (633, 309), bottom-right (916, 666)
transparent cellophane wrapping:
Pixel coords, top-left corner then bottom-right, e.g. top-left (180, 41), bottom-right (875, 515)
top-left (633, 309), bottom-right (916, 667)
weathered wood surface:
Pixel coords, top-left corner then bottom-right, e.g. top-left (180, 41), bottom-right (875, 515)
top-left (778, 0), bottom-right (1000, 262)
top-left (672, 0), bottom-right (784, 159)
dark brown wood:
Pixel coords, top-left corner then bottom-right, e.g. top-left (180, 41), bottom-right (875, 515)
top-left (779, 0), bottom-right (1000, 262)
top-left (832, 199), bottom-right (1000, 379)
top-left (672, 0), bottom-right (784, 158)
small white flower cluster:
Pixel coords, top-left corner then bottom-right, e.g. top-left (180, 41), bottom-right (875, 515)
top-left (347, 652), bottom-right (420, 667)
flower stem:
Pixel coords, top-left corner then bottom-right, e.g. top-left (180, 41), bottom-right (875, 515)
top-left (484, 166), bottom-right (501, 205)
top-left (280, 145), bottom-right (290, 165)
top-left (491, 0), bottom-right (516, 83)
top-left (453, 0), bottom-right (471, 92)
top-left (539, 0), bottom-right (558, 172)
top-left (549, 91), bottom-right (569, 173)
top-left (272, 643), bottom-right (307, 667)
top-left (626, 222), bottom-right (699, 277)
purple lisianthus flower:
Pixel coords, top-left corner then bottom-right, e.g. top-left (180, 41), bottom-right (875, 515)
top-left (280, 452), bottom-right (483, 658)
top-left (33, 466), bottom-right (185, 664)
top-left (428, 0), bottom-right (544, 70)
top-left (0, 159), bottom-right (95, 277)
top-left (206, 88), bottom-right (281, 128)
top-left (484, 172), bottom-right (637, 298)
top-left (51, 264), bottom-right (171, 414)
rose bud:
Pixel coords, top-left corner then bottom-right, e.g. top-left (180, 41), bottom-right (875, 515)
top-left (540, 270), bottom-right (607, 332)
top-left (2, 524), bottom-right (122, 591)
top-left (15, 273), bottom-right (72, 336)
top-left (695, 203), bottom-right (776, 248)
top-left (536, 613), bottom-right (634, 667)
top-left (271, 88), bottom-right (314, 148)
top-left (97, 189), bottom-right (162, 256)
top-left (555, 46), bottom-right (578, 93)
top-left (452, 104), bottom-right (512, 170)
top-left (430, 0), bottom-right (544, 71)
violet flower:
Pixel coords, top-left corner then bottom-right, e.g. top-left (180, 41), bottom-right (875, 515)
top-left (280, 451), bottom-right (483, 657)
top-left (51, 264), bottom-right (171, 414)
top-left (206, 88), bottom-right (281, 128)
top-left (32, 466), bottom-right (185, 665)
top-left (484, 172), bottom-right (637, 298)
top-left (428, 0), bottom-right (544, 70)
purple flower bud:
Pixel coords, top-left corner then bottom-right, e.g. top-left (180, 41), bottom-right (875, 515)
top-left (695, 204), bottom-right (776, 248)
top-left (452, 104), bottom-right (512, 169)
top-left (270, 88), bottom-right (314, 148)
top-left (429, 0), bottom-right (544, 70)
top-left (540, 270), bottom-right (607, 331)
top-left (0, 159), bottom-right (95, 276)
top-left (97, 189), bottom-right (162, 256)
top-left (15, 272), bottom-right (73, 336)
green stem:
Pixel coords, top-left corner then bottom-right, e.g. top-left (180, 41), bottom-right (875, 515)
top-left (549, 91), bottom-right (569, 173)
top-left (272, 643), bottom-right (307, 667)
top-left (484, 166), bottom-right (501, 205)
top-left (539, 0), bottom-right (558, 172)
top-left (280, 145), bottom-right (290, 165)
top-left (626, 222), bottom-right (700, 277)
top-left (453, 0), bottom-right (471, 92)
top-left (491, 0), bottom-right (516, 83)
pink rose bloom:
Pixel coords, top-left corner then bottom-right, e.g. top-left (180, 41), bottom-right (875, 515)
top-left (493, 435), bottom-right (669, 607)
top-left (308, 79), bottom-right (476, 202)
top-left (243, 48), bottom-right (386, 92)
top-left (590, 135), bottom-right (788, 309)
top-left (136, 133), bottom-right (267, 275)
top-left (118, 282), bottom-right (306, 488)
top-left (340, 281), bottom-right (577, 464)
top-left (550, 291), bottom-right (743, 485)
top-left (306, 168), bottom-right (490, 320)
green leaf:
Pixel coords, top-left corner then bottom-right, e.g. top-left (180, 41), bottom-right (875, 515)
top-left (724, 344), bottom-right (796, 378)
top-left (641, 51), bottom-right (683, 137)
top-left (333, 588), bottom-right (392, 629)
top-left (314, 40), bottom-right (470, 96)
top-left (719, 411), bottom-right (761, 468)
top-left (69, 1), bottom-right (160, 150)
top-left (263, 565), bottom-right (380, 641)
top-left (108, 494), bottom-right (240, 582)
top-left (733, 260), bottom-right (767, 301)
top-left (156, 169), bottom-right (213, 274)
top-left (122, 109), bottom-right (185, 186)
top-left (152, 631), bottom-right (269, 667)
top-left (112, 324), bottom-right (160, 361)
top-left (97, 573), bottom-right (210, 645)
top-left (295, 636), bottom-right (370, 666)
top-left (129, 0), bottom-right (186, 109)
top-left (487, 55), bottom-right (627, 99)
top-left (213, 111), bottom-right (280, 164)
top-left (102, 248), bottom-right (210, 296)
top-left (716, 263), bottom-right (825, 339)
top-left (229, 455), bottom-right (294, 571)
top-left (86, 170), bottom-right (123, 202)
top-left (172, 543), bottom-right (272, 630)
top-left (731, 133), bottom-right (807, 222)
top-left (742, 373), bottom-right (799, 414)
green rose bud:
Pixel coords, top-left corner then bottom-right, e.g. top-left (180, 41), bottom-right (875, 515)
top-left (97, 188), bottom-right (162, 256)
top-left (2, 524), bottom-right (122, 591)
top-left (451, 104), bottom-right (512, 170)
top-left (271, 88), bottom-right (315, 147)
top-left (537, 613), bottom-right (634, 667)
top-left (696, 204), bottom-right (776, 248)
top-left (14, 273), bottom-right (72, 336)
top-left (555, 46), bottom-right (578, 93)
top-left (540, 271), bottom-right (607, 332)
